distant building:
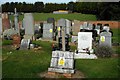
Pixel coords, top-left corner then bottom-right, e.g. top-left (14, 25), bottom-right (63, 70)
top-left (53, 10), bottom-right (71, 14)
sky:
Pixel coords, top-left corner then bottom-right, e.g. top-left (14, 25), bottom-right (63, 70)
top-left (1, 0), bottom-right (76, 4)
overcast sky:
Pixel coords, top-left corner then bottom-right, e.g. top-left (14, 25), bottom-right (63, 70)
top-left (1, 0), bottom-right (76, 4)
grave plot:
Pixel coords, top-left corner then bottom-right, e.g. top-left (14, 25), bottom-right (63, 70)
top-left (48, 51), bottom-right (74, 78)
top-left (74, 32), bottom-right (97, 59)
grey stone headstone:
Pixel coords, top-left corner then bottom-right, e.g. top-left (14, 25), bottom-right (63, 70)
top-left (66, 19), bottom-right (71, 34)
top-left (48, 51), bottom-right (74, 74)
top-left (20, 39), bottom-right (31, 50)
top-left (47, 18), bottom-right (55, 23)
top-left (57, 18), bottom-right (66, 27)
top-left (103, 26), bottom-right (110, 32)
top-left (43, 23), bottom-right (53, 39)
top-left (14, 8), bottom-right (19, 33)
top-left (99, 32), bottom-right (112, 47)
top-left (24, 13), bottom-right (34, 35)
top-left (0, 17), bottom-right (2, 34)
top-left (71, 36), bottom-right (78, 43)
top-left (78, 32), bottom-right (93, 52)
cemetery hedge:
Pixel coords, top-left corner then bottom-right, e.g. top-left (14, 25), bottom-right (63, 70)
top-left (9, 13), bottom-right (97, 21)
top-left (2, 40), bottom-right (119, 78)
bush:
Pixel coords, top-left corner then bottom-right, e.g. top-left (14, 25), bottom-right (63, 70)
top-left (95, 46), bottom-right (113, 58)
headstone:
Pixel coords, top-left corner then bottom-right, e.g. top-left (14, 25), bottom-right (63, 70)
top-left (24, 13), bottom-right (34, 40)
top-left (47, 18), bottom-right (55, 23)
top-left (99, 32), bottom-right (112, 47)
top-left (48, 51), bottom-right (74, 74)
top-left (2, 13), bottom-right (10, 31)
top-left (78, 32), bottom-right (93, 53)
top-left (57, 18), bottom-right (66, 27)
top-left (20, 39), bottom-right (31, 50)
top-left (0, 17), bottom-right (2, 35)
top-left (103, 26), bottom-right (110, 32)
top-left (14, 8), bottom-right (19, 33)
top-left (12, 34), bottom-right (21, 48)
top-left (62, 27), bottom-right (65, 51)
top-left (65, 19), bottom-right (71, 35)
top-left (74, 32), bottom-right (97, 59)
top-left (71, 36), bottom-right (78, 43)
top-left (43, 23), bottom-right (53, 39)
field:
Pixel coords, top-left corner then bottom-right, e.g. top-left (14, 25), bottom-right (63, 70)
top-left (9, 13), bottom-right (97, 21)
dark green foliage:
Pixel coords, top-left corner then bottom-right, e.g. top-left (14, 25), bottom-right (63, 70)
top-left (2, 40), bottom-right (13, 45)
top-left (2, 2), bottom-right (120, 20)
top-left (95, 46), bottom-right (113, 58)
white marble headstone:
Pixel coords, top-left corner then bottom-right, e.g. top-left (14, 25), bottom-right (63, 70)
top-left (78, 32), bottom-right (92, 51)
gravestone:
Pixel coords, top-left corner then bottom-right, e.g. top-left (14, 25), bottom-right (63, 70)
top-left (78, 32), bottom-right (93, 52)
top-left (99, 32), bottom-right (112, 47)
top-left (71, 36), bottom-right (78, 43)
top-left (2, 13), bottom-right (10, 31)
top-left (48, 51), bottom-right (74, 74)
top-left (65, 19), bottom-right (72, 35)
top-left (24, 13), bottom-right (34, 40)
top-left (103, 26), bottom-right (110, 32)
top-left (0, 17), bottom-right (2, 35)
top-left (20, 39), bottom-right (31, 50)
top-left (57, 18), bottom-right (66, 27)
top-left (12, 34), bottom-right (21, 48)
top-left (43, 23), bottom-right (53, 39)
top-left (47, 18), bottom-right (55, 23)
top-left (14, 8), bottom-right (19, 34)
top-left (74, 32), bottom-right (97, 59)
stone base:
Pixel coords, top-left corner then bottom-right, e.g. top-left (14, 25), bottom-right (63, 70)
top-left (74, 53), bottom-right (97, 59)
top-left (47, 71), bottom-right (73, 78)
top-left (48, 68), bottom-right (74, 74)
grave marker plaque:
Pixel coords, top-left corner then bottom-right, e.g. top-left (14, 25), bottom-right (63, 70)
top-left (20, 39), bottom-right (31, 50)
top-left (48, 51), bottom-right (74, 74)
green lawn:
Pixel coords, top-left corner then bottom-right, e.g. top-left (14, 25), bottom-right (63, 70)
top-left (2, 40), bottom-right (119, 78)
top-left (9, 13), bottom-right (97, 21)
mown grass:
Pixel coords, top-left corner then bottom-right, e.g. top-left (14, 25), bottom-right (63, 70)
top-left (75, 58), bottom-right (119, 78)
top-left (9, 13), bottom-right (97, 21)
top-left (2, 40), bottom-right (52, 78)
top-left (2, 40), bottom-right (119, 78)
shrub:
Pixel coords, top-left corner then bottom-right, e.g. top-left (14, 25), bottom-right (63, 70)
top-left (95, 46), bottom-right (113, 58)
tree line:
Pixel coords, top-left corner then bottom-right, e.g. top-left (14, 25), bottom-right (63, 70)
top-left (2, 2), bottom-right (120, 20)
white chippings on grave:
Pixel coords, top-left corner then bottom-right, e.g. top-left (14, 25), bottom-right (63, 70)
top-left (48, 51), bottom-right (74, 74)
top-left (74, 32), bottom-right (97, 59)
top-left (99, 31), bottom-right (112, 47)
